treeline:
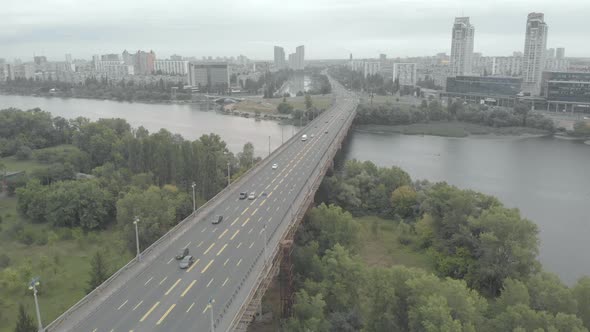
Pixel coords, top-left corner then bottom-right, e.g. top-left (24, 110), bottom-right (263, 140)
top-left (1, 76), bottom-right (191, 102)
top-left (355, 100), bottom-right (555, 131)
top-left (284, 160), bottom-right (590, 331)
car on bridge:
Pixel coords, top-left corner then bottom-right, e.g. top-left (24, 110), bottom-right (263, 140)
top-left (272, 163), bottom-right (278, 170)
top-left (212, 215), bottom-right (223, 224)
top-left (239, 192), bottom-right (247, 199)
top-left (248, 192), bottom-right (256, 200)
top-left (179, 255), bottom-right (195, 269)
top-left (175, 247), bottom-right (189, 260)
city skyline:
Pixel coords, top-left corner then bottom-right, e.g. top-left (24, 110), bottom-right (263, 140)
top-left (2, 0), bottom-right (589, 60)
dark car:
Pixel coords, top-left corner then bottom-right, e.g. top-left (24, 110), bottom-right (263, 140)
top-left (175, 247), bottom-right (189, 260)
top-left (212, 215), bottom-right (223, 224)
top-left (239, 192), bottom-right (247, 200)
top-left (179, 255), bottom-right (195, 269)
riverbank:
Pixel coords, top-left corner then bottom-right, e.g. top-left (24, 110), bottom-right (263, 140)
top-left (354, 121), bottom-right (551, 138)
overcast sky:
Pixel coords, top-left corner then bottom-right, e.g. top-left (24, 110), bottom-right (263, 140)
top-left (2, 0), bottom-right (588, 61)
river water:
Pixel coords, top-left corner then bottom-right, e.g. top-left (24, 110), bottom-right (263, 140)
top-left (0, 94), bottom-right (297, 156)
top-left (345, 129), bottom-right (590, 285)
top-left (1, 94), bottom-right (588, 284)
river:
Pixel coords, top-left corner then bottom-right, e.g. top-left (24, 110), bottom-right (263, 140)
top-left (345, 128), bottom-right (590, 285)
top-left (0, 94), bottom-right (297, 156)
top-left (1, 94), bottom-right (588, 284)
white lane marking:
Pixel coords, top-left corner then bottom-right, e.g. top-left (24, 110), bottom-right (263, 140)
top-left (144, 277), bottom-right (153, 286)
top-left (237, 242), bottom-right (242, 249)
top-left (167, 258), bottom-right (174, 264)
top-left (185, 241), bottom-right (192, 248)
top-left (197, 241), bottom-right (204, 247)
top-left (201, 227), bottom-right (207, 233)
top-left (237, 258), bottom-right (243, 266)
top-left (249, 242), bottom-right (255, 249)
top-left (133, 300), bottom-right (143, 311)
top-left (222, 277), bottom-right (229, 287)
top-left (159, 276), bottom-right (168, 285)
top-left (117, 300), bottom-right (128, 310)
top-left (206, 278), bottom-right (214, 287)
top-left (187, 302), bottom-right (195, 313)
top-left (248, 228), bottom-right (253, 234)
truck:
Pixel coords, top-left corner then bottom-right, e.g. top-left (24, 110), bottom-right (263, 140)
top-left (301, 134), bottom-right (308, 141)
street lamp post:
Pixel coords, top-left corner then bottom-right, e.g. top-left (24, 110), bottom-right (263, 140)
top-left (262, 225), bottom-right (268, 266)
top-left (281, 126), bottom-right (284, 144)
top-left (268, 136), bottom-right (271, 156)
top-left (226, 161), bottom-right (231, 186)
top-left (133, 217), bottom-right (140, 262)
top-left (191, 182), bottom-right (196, 212)
top-left (28, 277), bottom-right (43, 332)
top-left (208, 297), bottom-right (215, 332)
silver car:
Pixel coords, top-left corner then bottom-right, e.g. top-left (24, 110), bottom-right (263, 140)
top-left (179, 255), bottom-right (195, 269)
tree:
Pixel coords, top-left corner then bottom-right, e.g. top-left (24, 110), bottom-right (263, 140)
top-left (305, 204), bottom-right (360, 254)
top-left (391, 185), bottom-right (417, 218)
top-left (305, 94), bottom-right (313, 110)
top-left (277, 102), bottom-right (294, 114)
top-left (87, 251), bottom-right (109, 293)
top-left (286, 290), bottom-right (331, 332)
top-left (14, 304), bottom-right (36, 332)
top-left (513, 102), bottom-right (530, 126)
top-left (237, 142), bottom-right (255, 170)
top-left (573, 277), bottom-right (590, 329)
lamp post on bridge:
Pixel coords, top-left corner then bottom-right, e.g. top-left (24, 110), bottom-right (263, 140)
top-left (28, 276), bottom-right (44, 332)
top-left (133, 216), bottom-right (141, 262)
top-left (207, 297), bottom-right (215, 332)
top-left (191, 181), bottom-right (196, 212)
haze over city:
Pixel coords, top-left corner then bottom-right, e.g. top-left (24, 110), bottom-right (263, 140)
top-left (3, 0), bottom-right (589, 60)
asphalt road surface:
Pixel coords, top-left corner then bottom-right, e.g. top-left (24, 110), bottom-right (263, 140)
top-left (74, 84), bottom-right (358, 332)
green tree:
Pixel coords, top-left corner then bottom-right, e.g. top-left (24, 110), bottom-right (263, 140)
top-left (573, 277), bottom-right (590, 329)
top-left (286, 290), bottom-right (331, 332)
top-left (305, 94), bottom-right (313, 110)
top-left (14, 304), bottom-right (36, 332)
top-left (277, 102), bottom-right (294, 114)
top-left (87, 251), bottom-right (109, 293)
top-left (513, 102), bottom-right (530, 126)
top-left (306, 204), bottom-right (360, 254)
top-left (526, 272), bottom-right (577, 315)
top-left (391, 185), bottom-right (417, 218)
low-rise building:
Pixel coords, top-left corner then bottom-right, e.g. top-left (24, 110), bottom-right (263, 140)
top-left (188, 62), bottom-right (230, 93)
top-left (154, 60), bottom-right (188, 75)
top-left (541, 71), bottom-right (590, 112)
top-left (444, 75), bottom-right (522, 106)
top-left (393, 63), bottom-right (417, 86)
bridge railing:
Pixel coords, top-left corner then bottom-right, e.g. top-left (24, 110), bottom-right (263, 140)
top-left (45, 113), bottom-right (315, 332)
top-left (218, 93), bottom-right (358, 331)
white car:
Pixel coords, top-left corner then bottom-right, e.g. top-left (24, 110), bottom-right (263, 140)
top-left (272, 163), bottom-right (278, 170)
top-left (311, 134), bottom-right (315, 138)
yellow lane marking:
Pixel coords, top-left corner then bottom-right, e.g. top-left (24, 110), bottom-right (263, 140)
top-left (206, 278), bottom-right (214, 287)
top-left (279, 179), bottom-right (284, 184)
top-left (165, 278), bottom-right (182, 295)
top-left (156, 303), bottom-right (176, 325)
top-left (216, 243), bottom-right (228, 256)
top-left (201, 259), bottom-right (214, 273)
top-left (224, 258), bottom-right (229, 266)
top-left (117, 299), bottom-right (128, 310)
top-left (133, 300), bottom-right (143, 311)
top-left (185, 258), bottom-right (200, 272)
top-left (159, 276), bottom-right (168, 285)
top-left (197, 241), bottom-right (204, 247)
top-left (252, 208), bottom-right (259, 215)
top-left (241, 207), bottom-right (249, 215)
top-left (267, 192), bottom-right (273, 198)
top-left (186, 302), bottom-right (195, 313)
top-left (230, 229), bottom-right (240, 240)
top-left (237, 258), bottom-right (243, 266)
top-left (140, 301), bottom-right (160, 322)
top-left (271, 178), bottom-right (276, 184)
top-left (144, 277), bottom-right (153, 286)
top-left (222, 277), bottom-right (229, 287)
top-left (218, 229), bottom-right (229, 239)
top-left (249, 242), bottom-right (255, 249)
top-left (203, 242), bottom-right (215, 255)
top-left (237, 242), bottom-right (242, 248)
top-left (241, 218), bottom-right (251, 227)
top-left (181, 279), bottom-right (197, 297)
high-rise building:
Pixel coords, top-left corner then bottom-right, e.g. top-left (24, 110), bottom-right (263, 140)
top-left (379, 54), bottom-right (387, 63)
top-left (101, 54), bottom-right (120, 61)
top-left (274, 46), bottom-right (285, 69)
top-left (450, 17), bottom-right (475, 76)
top-left (135, 50), bottom-right (156, 75)
top-left (393, 63), bottom-right (417, 86)
top-left (65, 54), bottom-right (72, 63)
top-left (295, 45), bottom-right (305, 70)
top-left (556, 47), bottom-right (565, 60)
top-left (547, 48), bottom-right (555, 58)
top-left (363, 62), bottom-right (380, 78)
top-left (522, 12), bottom-right (548, 95)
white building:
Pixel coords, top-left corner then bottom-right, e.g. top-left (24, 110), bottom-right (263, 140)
top-left (393, 63), bottom-right (417, 86)
top-left (522, 12), bottom-right (548, 95)
top-left (556, 47), bottom-right (565, 59)
top-left (450, 17), bottom-right (475, 76)
top-left (154, 60), bottom-right (188, 75)
top-left (363, 62), bottom-right (381, 78)
top-left (188, 62), bottom-right (230, 93)
top-left (274, 46), bottom-right (285, 69)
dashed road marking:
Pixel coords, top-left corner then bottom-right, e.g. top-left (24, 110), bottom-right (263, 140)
top-left (165, 278), bottom-right (181, 295)
top-left (201, 259), bottom-right (214, 273)
top-left (206, 278), bottom-right (214, 287)
top-left (230, 229), bottom-right (240, 240)
top-left (241, 217), bottom-right (251, 227)
top-left (156, 303), bottom-right (175, 325)
top-left (230, 217), bottom-right (239, 226)
top-left (185, 258), bottom-right (200, 273)
top-left (197, 241), bottom-right (204, 247)
top-left (117, 300), bottom-right (128, 310)
top-left (186, 302), bottom-right (195, 313)
top-left (140, 301), bottom-right (160, 322)
top-left (159, 276), bottom-right (168, 285)
top-left (166, 258), bottom-right (174, 264)
top-left (224, 258), bottom-right (229, 266)
top-left (216, 244), bottom-right (228, 256)
top-left (144, 277), bottom-right (153, 286)
top-left (203, 242), bottom-right (215, 255)
top-left (237, 242), bottom-right (242, 249)
top-left (249, 242), bottom-right (255, 249)
top-left (133, 300), bottom-right (143, 311)
top-left (237, 258), bottom-right (243, 266)
top-left (181, 280), bottom-right (197, 297)
top-left (218, 229), bottom-right (229, 239)
top-left (222, 277), bottom-right (229, 287)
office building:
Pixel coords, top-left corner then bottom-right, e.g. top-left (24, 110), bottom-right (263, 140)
top-left (288, 45), bottom-right (305, 70)
top-left (547, 48), bottom-right (555, 58)
top-left (274, 46), bottom-right (285, 69)
top-left (393, 63), bottom-right (417, 86)
top-left (556, 47), bottom-right (565, 60)
top-left (444, 75), bottom-right (522, 106)
top-left (188, 62), bottom-right (230, 93)
top-left (522, 12), bottom-right (548, 95)
top-left (154, 60), bottom-right (189, 75)
top-left (541, 71), bottom-right (590, 111)
top-left (363, 62), bottom-right (380, 78)
top-left (450, 17), bottom-right (475, 76)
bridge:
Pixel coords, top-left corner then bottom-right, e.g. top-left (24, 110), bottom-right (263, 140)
top-left (46, 78), bottom-right (358, 332)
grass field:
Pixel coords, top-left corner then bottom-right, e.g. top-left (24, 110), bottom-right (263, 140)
top-left (0, 196), bottom-right (131, 332)
top-left (356, 122), bottom-right (551, 138)
top-left (239, 94), bottom-right (333, 114)
top-left (356, 215), bottom-right (432, 271)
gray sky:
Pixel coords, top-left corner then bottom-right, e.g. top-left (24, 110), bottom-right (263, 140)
top-left (2, 0), bottom-right (588, 61)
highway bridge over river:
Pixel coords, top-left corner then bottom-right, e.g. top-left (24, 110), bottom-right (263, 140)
top-left (46, 78), bottom-right (359, 332)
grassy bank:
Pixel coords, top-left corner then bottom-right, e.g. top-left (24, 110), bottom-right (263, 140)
top-left (0, 196), bottom-right (131, 332)
top-left (356, 122), bottom-right (551, 138)
top-left (239, 94), bottom-right (333, 114)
